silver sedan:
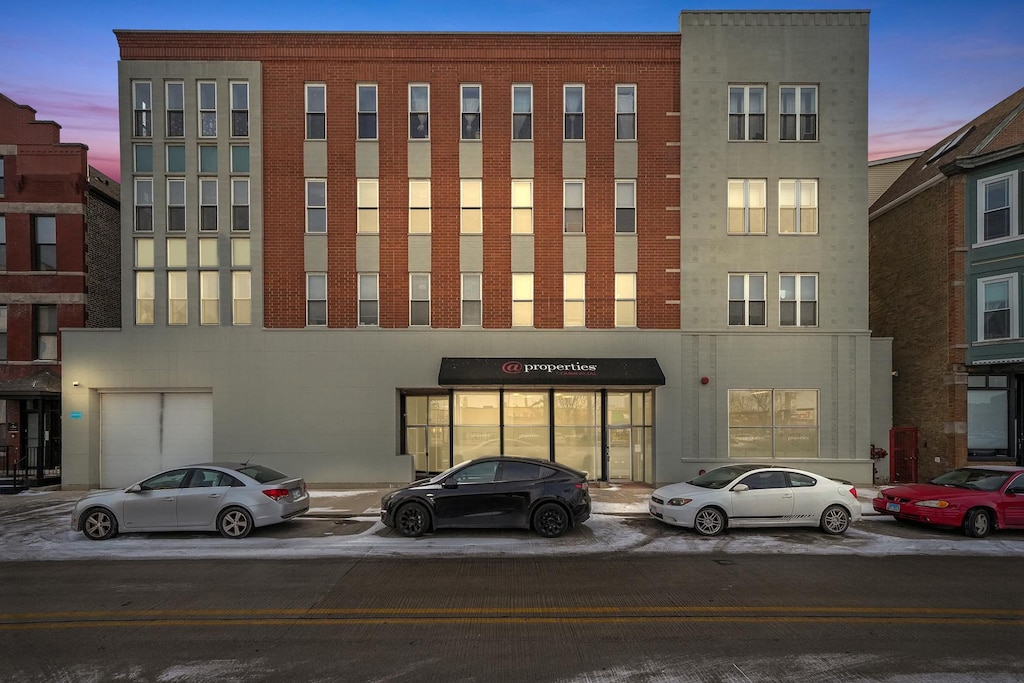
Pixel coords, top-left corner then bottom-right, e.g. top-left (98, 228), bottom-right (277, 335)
top-left (72, 463), bottom-right (309, 540)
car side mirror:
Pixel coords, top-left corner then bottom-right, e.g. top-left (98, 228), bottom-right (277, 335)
top-left (442, 479), bottom-right (459, 489)
top-left (126, 484), bottom-right (142, 493)
top-left (732, 483), bottom-right (750, 493)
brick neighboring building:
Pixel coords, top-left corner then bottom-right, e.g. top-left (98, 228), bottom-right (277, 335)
top-left (0, 93), bottom-right (120, 488)
top-left (61, 13), bottom-right (887, 490)
top-left (869, 86), bottom-right (1024, 482)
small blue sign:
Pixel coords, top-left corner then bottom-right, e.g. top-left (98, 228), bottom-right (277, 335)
top-left (70, 411), bottom-right (82, 419)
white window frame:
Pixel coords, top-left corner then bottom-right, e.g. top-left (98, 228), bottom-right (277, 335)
top-left (357, 84), bottom-right (378, 140)
top-left (232, 179), bottom-right (250, 232)
top-left (165, 81), bottom-right (184, 137)
top-left (615, 180), bottom-right (636, 234)
top-left (165, 143), bottom-right (186, 174)
top-left (728, 273), bottom-right (767, 326)
top-left (462, 273), bottom-right (482, 327)
top-left (409, 83), bottom-right (429, 140)
top-left (306, 179), bottom-right (327, 233)
top-left (616, 84), bottom-right (636, 141)
top-left (357, 179), bottom-right (379, 234)
top-left (134, 178), bottom-right (154, 232)
top-left (728, 179), bottom-right (767, 235)
top-left (511, 180), bottom-right (533, 234)
top-left (306, 273), bottom-right (327, 327)
top-left (199, 238), bottom-right (218, 268)
top-left (780, 273), bottom-right (818, 327)
top-left (167, 178), bottom-right (186, 232)
top-left (977, 171), bottom-right (1019, 245)
top-left (564, 180), bottom-right (584, 233)
top-left (136, 272), bottom-right (154, 325)
top-left (978, 273), bottom-right (1019, 342)
top-left (198, 81), bottom-right (217, 137)
top-left (461, 179), bottom-right (482, 234)
top-left (199, 178), bottom-right (218, 232)
top-left (306, 83), bottom-right (326, 140)
top-left (728, 85), bottom-right (766, 141)
top-left (200, 271), bottom-right (220, 325)
top-left (564, 84), bottom-right (584, 141)
top-left (230, 81), bottom-right (249, 137)
top-left (512, 84), bottom-right (532, 141)
top-left (564, 273), bottom-right (585, 328)
top-left (232, 271), bottom-right (252, 325)
top-left (512, 273), bottom-right (533, 328)
top-left (410, 273), bottom-right (431, 326)
top-left (615, 273), bottom-right (637, 328)
top-left (778, 179), bottom-right (818, 235)
top-left (133, 81), bottom-right (152, 137)
top-left (461, 84), bottom-right (482, 141)
top-left (409, 179), bottom-right (431, 234)
top-left (167, 271), bottom-right (188, 326)
top-left (780, 85), bottom-right (817, 142)
top-left (359, 273), bottom-right (379, 327)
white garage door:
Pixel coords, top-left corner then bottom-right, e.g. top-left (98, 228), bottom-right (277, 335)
top-left (100, 392), bottom-right (213, 488)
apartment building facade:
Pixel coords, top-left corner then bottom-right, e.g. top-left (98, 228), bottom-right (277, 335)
top-left (60, 11), bottom-right (887, 489)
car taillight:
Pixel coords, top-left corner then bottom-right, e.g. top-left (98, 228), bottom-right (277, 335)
top-left (849, 486), bottom-right (858, 500)
top-left (575, 481), bottom-right (589, 491)
top-left (262, 488), bottom-right (290, 501)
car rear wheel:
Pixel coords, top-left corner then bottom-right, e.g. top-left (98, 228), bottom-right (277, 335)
top-left (396, 502), bottom-right (430, 538)
top-left (533, 503), bottom-right (570, 538)
top-left (217, 507), bottom-right (253, 539)
top-left (963, 508), bottom-right (992, 538)
top-left (694, 507), bottom-right (726, 536)
top-left (820, 505), bottom-right (850, 535)
top-left (82, 508), bottom-right (117, 540)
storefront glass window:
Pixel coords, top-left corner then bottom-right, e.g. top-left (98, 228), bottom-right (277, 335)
top-left (968, 377), bottom-right (1009, 459)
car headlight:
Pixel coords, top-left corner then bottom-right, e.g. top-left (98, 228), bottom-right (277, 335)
top-left (667, 498), bottom-right (692, 506)
top-left (914, 500), bottom-right (950, 509)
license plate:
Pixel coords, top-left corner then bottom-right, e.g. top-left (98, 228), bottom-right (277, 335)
top-left (649, 505), bottom-right (662, 519)
top-left (886, 502), bottom-right (900, 513)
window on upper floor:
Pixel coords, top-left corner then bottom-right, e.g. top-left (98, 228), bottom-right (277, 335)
top-left (199, 238), bottom-right (218, 268)
top-left (462, 273), bottom-right (482, 327)
top-left (0, 156), bottom-right (4, 196)
top-left (359, 273), bottom-right (379, 326)
top-left (136, 272), bottom-right (154, 326)
top-left (616, 85), bottom-right (636, 141)
top-left (728, 179), bottom-right (767, 235)
top-left (200, 179), bottom-right (218, 232)
top-left (167, 179), bottom-right (186, 232)
top-left (462, 85), bottom-right (481, 140)
top-left (615, 181), bottom-right (636, 234)
top-left (166, 144), bottom-right (186, 173)
top-left (0, 305), bottom-right (7, 360)
top-left (357, 84), bottom-right (377, 140)
top-left (168, 271), bottom-right (187, 325)
top-left (198, 145), bottom-right (217, 173)
top-left (979, 274), bottom-right (1018, 341)
top-left (233, 271), bottom-right (252, 326)
top-left (133, 81), bottom-right (152, 137)
top-left (167, 237), bottom-right (187, 269)
top-left (0, 216), bottom-right (5, 270)
top-left (135, 179), bottom-right (154, 232)
top-left (977, 171), bottom-right (1019, 244)
top-left (564, 85), bottom-right (584, 140)
top-left (779, 179), bottom-right (818, 234)
top-left (511, 180), bottom-right (533, 234)
top-left (231, 145), bottom-right (249, 173)
top-left (409, 84), bottom-right (429, 140)
top-left (200, 271), bottom-right (219, 325)
top-left (306, 179), bottom-right (326, 233)
top-left (232, 179), bottom-right (250, 232)
top-left (780, 274), bottom-right (818, 327)
top-left (410, 273), bottom-right (431, 326)
top-left (306, 84), bottom-right (326, 140)
top-left (780, 85), bottom-right (817, 141)
top-left (564, 180), bottom-right (584, 233)
top-left (358, 179), bottom-right (379, 234)
top-left (728, 85), bottom-right (765, 141)
top-left (615, 273), bottom-right (636, 327)
top-left (512, 273), bottom-right (534, 327)
top-left (198, 81), bottom-right (217, 137)
top-left (409, 180), bottom-right (431, 234)
top-left (34, 305), bottom-right (58, 360)
top-left (564, 273), bottom-right (585, 328)
top-left (231, 81), bottom-right (249, 137)
top-left (166, 82), bottom-right (184, 137)
top-left (461, 179), bottom-right (482, 234)
top-left (729, 273), bottom-right (766, 326)
top-left (512, 85), bottom-right (532, 141)
top-left (307, 273), bottom-right (327, 327)
top-left (134, 145), bottom-right (152, 173)
top-left (33, 216), bottom-right (56, 271)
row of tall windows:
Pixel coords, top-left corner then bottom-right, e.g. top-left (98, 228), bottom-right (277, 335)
top-left (133, 81), bottom-right (249, 139)
top-left (727, 179), bottom-right (818, 234)
top-left (728, 273), bottom-right (819, 327)
top-left (728, 85), bottom-right (818, 142)
top-left (0, 215), bottom-right (56, 271)
top-left (0, 304), bottom-right (56, 361)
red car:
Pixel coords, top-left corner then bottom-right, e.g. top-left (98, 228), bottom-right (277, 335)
top-left (873, 466), bottom-right (1024, 537)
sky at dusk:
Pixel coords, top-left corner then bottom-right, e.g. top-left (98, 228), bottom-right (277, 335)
top-left (2, 0), bottom-right (1021, 182)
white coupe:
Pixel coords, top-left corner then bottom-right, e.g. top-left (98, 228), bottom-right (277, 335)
top-left (649, 464), bottom-right (862, 536)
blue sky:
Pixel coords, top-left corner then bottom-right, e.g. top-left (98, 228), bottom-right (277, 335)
top-left (2, 0), bottom-right (1021, 180)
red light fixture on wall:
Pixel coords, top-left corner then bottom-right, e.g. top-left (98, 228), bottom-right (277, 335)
top-left (700, 376), bottom-right (710, 385)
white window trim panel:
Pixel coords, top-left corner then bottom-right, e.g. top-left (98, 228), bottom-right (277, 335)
top-left (977, 273), bottom-right (1019, 343)
top-left (975, 170), bottom-right (1019, 247)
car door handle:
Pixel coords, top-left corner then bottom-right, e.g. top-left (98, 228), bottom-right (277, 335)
top-left (162, 497), bottom-right (174, 502)
top-left (208, 494), bottom-right (220, 498)
top-left (782, 493), bottom-right (793, 498)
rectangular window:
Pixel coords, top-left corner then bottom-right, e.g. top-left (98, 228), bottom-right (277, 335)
top-left (409, 84), bottom-right (429, 139)
top-left (968, 375), bottom-right (1010, 460)
top-left (564, 180), bottom-right (584, 233)
top-left (511, 180), bottom-right (533, 234)
top-left (199, 145), bottom-right (218, 173)
top-left (306, 179), bottom-right (327, 233)
top-left (199, 238), bottom-right (218, 267)
top-left (232, 179), bottom-right (250, 231)
top-left (167, 179), bottom-right (186, 232)
top-left (512, 273), bottom-right (534, 327)
top-left (230, 145), bottom-right (249, 173)
top-left (615, 273), bottom-right (636, 327)
top-left (564, 273), bottom-right (585, 328)
top-left (0, 305), bottom-right (7, 360)
top-left (33, 216), bottom-right (57, 271)
top-left (135, 179), bottom-right (154, 231)
top-left (357, 179), bottom-right (379, 233)
top-left (462, 273), bottom-right (482, 326)
top-left (306, 273), bottom-right (327, 326)
top-left (133, 81), bottom-right (152, 137)
top-left (729, 85), bottom-right (766, 141)
top-left (978, 171), bottom-right (1019, 243)
top-left (136, 272), bottom-right (154, 325)
top-left (200, 179), bottom-right (218, 232)
top-left (461, 179), bottom-right (482, 234)
top-left (357, 84), bottom-right (377, 140)
top-left (409, 180), bottom-right (431, 234)
top-left (0, 216), bottom-right (6, 270)
top-left (615, 181), bottom-right (636, 233)
top-left (728, 179), bottom-right (767, 234)
top-left (359, 273), bottom-right (379, 326)
top-left (34, 305), bottom-right (58, 360)
top-left (168, 271), bottom-right (187, 325)
top-left (231, 238), bottom-right (250, 267)
top-left (780, 274), bottom-right (818, 327)
top-left (0, 157), bottom-right (4, 196)
top-left (779, 179), bottom-right (818, 234)
top-left (306, 84), bottom-right (326, 140)
top-left (512, 85), bottom-right (532, 140)
top-left (166, 144), bottom-right (186, 173)
top-left (728, 389), bottom-right (819, 458)
top-left (729, 273), bottom-right (767, 326)
top-left (198, 81), bottom-right (217, 137)
top-left (461, 84), bottom-right (481, 140)
top-left (780, 85), bottom-right (817, 141)
top-left (564, 85), bottom-right (584, 140)
top-left (135, 238), bottom-right (154, 268)
top-left (231, 82), bottom-right (249, 137)
top-left (232, 271), bottom-right (252, 325)
top-left (134, 144), bottom-right (153, 173)
top-left (979, 274), bottom-right (1018, 341)
top-left (166, 81), bottom-right (184, 137)
top-left (200, 271), bottom-right (219, 325)
top-left (166, 238), bottom-right (187, 268)
top-left (616, 84), bottom-right (636, 140)
top-left (410, 273), bottom-right (431, 326)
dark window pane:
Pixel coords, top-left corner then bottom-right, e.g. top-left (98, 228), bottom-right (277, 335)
top-left (135, 111), bottom-right (151, 137)
top-left (233, 206), bottom-right (250, 231)
top-left (201, 112), bottom-right (217, 136)
top-left (749, 301), bottom-right (766, 326)
top-left (729, 301), bottom-right (745, 325)
top-left (359, 301), bottom-right (378, 325)
top-left (615, 208), bottom-right (635, 233)
top-left (616, 114), bottom-right (635, 140)
top-left (307, 301), bottom-right (327, 326)
top-left (462, 301), bottom-right (481, 326)
top-left (136, 206), bottom-right (153, 231)
top-left (749, 114), bottom-right (765, 140)
top-left (37, 245), bottom-right (57, 271)
top-left (410, 113), bottom-right (429, 139)
top-left (513, 114), bottom-right (531, 140)
top-left (985, 209), bottom-right (1010, 240)
top-left (232, 112), bottom-right (249, 137)
top-left (729, 114), bottom-right (744, 140)
top-left (410, 301), bottom-right (430, 326)
top-left (307, 114), bottom-right (326, 140)
top-left (801, 114), bottom-right (817, 140)
top-left (168, 207), bottom-right (186, 231)
top-left (564, 208), bottom-right (584, 233)
top-left (780, 301), bottom-right (796, 326)
top-left (358, 113), bottom-right (377, 140)
top-left (801, 302), bottom-right (817, 326)
top-left (167, 112), bottom-right (184, 137)
top-left (201, 206), bottom-right (218, 231)
top-left (499, 462), bottom-right (542, 482)
top-left (780, 114), bottom-right (796, 141)
top-left (985, 310), bottom-right (1009, 339)
top-left (564, 114), bottom-right (583, 140)
top-left (462, 114), bottom-right (480, 140)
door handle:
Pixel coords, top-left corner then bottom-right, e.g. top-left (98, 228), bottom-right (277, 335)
top-left (162, 497), bottom-right (174, 502)
top-left (208, 494), bottom-right (220, 498)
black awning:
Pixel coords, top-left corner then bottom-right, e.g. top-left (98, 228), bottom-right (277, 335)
top-left (438, 357), bottom-right (665, 387)
top-left (0, 370), bottom-right (62, 399)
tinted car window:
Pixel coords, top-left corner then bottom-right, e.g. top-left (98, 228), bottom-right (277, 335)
top-left (930, 468), bottom-right (1011, 492)
top-left (498, 462), bottom-right (543, 482)
top-left (788, 472), bottom-right (817, 488)
top-left (233, 464), bottom-right (288, 483)
top-left (189, 469), bottom-right (242, 488)
top-left (689, 464), bottom-right (762, 489)
top-left (452, 461), bottom-right (498, 484)
top-left (739, 471), bottom-right (788, 490)
top-left (140, 469), bottom-right (190, 490)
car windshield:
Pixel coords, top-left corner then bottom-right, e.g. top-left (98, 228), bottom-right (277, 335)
top-left (687, 464), bottom-right (764, 489)
top-left (233, 464), bottom-right (288, 484)
top-left (929, 468), bottom-right (1011, 492)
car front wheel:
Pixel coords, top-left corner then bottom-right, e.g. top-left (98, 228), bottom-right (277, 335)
top-left (217, 507), bottom-right (254, 539)
top-left (693, 507), bottom-right (726, 536)
top-left (820, 505), bottom-right (850, 535)
top-left (533, 503), bottom-right (570, 538)
top-left (82, 508), bottom-right (117, 540)
top-left (396, 502), bottom-right (430, 537)
top-left (963, 508), bottom-right (992, 538)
